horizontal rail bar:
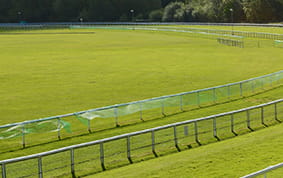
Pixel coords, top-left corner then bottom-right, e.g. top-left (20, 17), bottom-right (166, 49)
top-left (72, 25), bottom-right (283, 40)
top-left (154, 25), bottom-right (283, 37)
top-left (0, 99), bottom-right (281, 165)
top-left (241, 162), bottom-right (283, 178)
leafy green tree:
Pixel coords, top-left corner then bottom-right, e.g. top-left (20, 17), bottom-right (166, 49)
top-left (149, 9), bottom-right (164, 21)
top-left (190, 0), bottom-right (216, 22)
top-left (0, 0), bottom-right (13, 22)
top-left (162, 2), bottom-right (192, 22)
top-left (161, 0), bottom-right (186, 7)
top-left (81, 0), bottom-right (161, 21)
top-left (53, 0), bottom-right (81, 21)
top-left (81, 0), bottom-right (116, 21)
top-left (0, 0), bottom-right (283, 23)
top-left (6, 0), bottom-right (54, 22)
top-left (222, 0), bottom-right (245, 22)
top-left (189, 0), bottom-right (244, 22)
top-left (242, 0), bottom-right (283, 22)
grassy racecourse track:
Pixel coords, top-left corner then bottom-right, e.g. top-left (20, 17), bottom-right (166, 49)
top-left (0, 25), bottom-right (283, 177)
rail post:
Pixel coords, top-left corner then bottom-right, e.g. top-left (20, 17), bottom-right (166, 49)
top-left (213, 88), bottom-right (216, 103)
top-left (161, 99), bottom-right (166, 117)
top-left (71, 149), bottom-right (75, 177)
top-left (261, 107), bottom-right (267, 127)
top-left (197, 91), bottom-right (200, 107)
top-left (2, 163), bottom-right (6, 178)
top-left (127, 136), bottom-right (133, 163)
top-left (140, 103), bottom-right (143, 121)
top-left (114, 107), bottom-right (119, 127)
top-left (213, 117), bottom-right (220, 141)
top-left (88, 119), bottom-right (91, 133)
top-left (38, 157), bottom-right (43, 178)
top-left (230, 114), bottom-right (237, 136)
top-left (180, 95), bottom-right (184, 111)
top-left (194, 122), bottom-right (201, 145)
top-left (240, 83), bottom-right (243, 97)
top-left (261, 77), bottom-right (264, 89)
top-left (227, 85), bottom-right (231, 100)
top-left (100, 142), bottom-right (106, 171)
top-left (22, 124), bottom-right (26, 148)
top-left (151, 130), bottom-right (158, 157)
top-left (275, 103), bottom-right (280, 123)
top-left (57, 118), bottom-right (61, 140)
top-left (246, 110), bottom-right (253, 131)
top-left (174, 126), bottom-right (181, 152)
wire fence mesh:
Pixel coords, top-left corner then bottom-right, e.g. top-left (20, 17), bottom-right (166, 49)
top-left (217, 38), bottom-right (244, 48)
top-left (78, 71), bottom-right (283, 127)
top-left (150, 26), bottom-right (283, 40)
top-left (1, 99), bottom-right (282, 178)
top-left (0, 71), bottom-right (282, 151)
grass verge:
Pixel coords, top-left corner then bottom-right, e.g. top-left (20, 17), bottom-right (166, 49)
top-left (88, 120), bottom-right (283, 178)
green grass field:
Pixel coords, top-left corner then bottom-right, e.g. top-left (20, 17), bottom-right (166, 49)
top-left (0, 25), bottom-right (282, 177)
top-left (0, 27), bottom-right (282, 124)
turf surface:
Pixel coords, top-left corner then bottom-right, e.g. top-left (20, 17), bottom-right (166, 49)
top-left (0, 25), bottom-right (282, 177)
top-left (0, 27), bottom-right (282, 125)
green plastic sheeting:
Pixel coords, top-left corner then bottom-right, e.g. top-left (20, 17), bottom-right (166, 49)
top-left (77, 71), bottom-right (283, 125)
top-left (274, 40), bottom-right (283, 47)
top-left (0, 120), bottom-right (71, 140)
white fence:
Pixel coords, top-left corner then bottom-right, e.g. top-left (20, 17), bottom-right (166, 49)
top-left (241, 162), bottom-right (283, 178)
top-left (0, 71), bottom-right (282, 151)
top-left (2, 22), bottom-right (283, 40)
top-left (0, 99), bottom-right (282, 178)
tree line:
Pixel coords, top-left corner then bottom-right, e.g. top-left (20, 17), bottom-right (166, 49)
top-left (0, 0), bottom-right (283, 23)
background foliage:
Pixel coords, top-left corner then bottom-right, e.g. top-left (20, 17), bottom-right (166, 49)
top-left (1, 0), bottom-right (283, 23)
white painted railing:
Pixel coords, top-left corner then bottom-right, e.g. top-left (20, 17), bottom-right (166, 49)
top-left (1, 99), bottom-right (282, 177)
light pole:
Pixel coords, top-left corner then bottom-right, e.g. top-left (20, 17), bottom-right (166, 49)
top-left (79, 17), bottom-right (83, 26)
top-left (17, 11), bottom-right (22, 23)
top-left (130, 9), bottom-right (134, 22)
top-left (230, 8), bottom-right (234, 35)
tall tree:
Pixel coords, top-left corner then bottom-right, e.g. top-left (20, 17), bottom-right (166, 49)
top-left (0, 0), bottom-right (282, 23)
top-left (53, 0), bottom-right (80, 22)
top-left (222, 0), bottom-right (245, 22)
top-left (190, 0), bottom-right (216, 22)
top-left (242, 0), bottom-right (283, 22)
top-left (162, 2), bottom-right (193, 22)
top-left (9, 0), bottom-right (54, 22)
top-left (161, 0), bottom-right (185, 7)
top-left (0, 0), bottom-right (13, 22)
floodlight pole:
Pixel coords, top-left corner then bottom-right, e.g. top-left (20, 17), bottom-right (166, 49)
top-left (17, 11), bottom-right (22, 23)
top-left (130, 9), bottom-right (134, 22)
top-left (230, 8), bottom-right (234, 35)
top-left (79, 17), bottom-right (83, 26)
